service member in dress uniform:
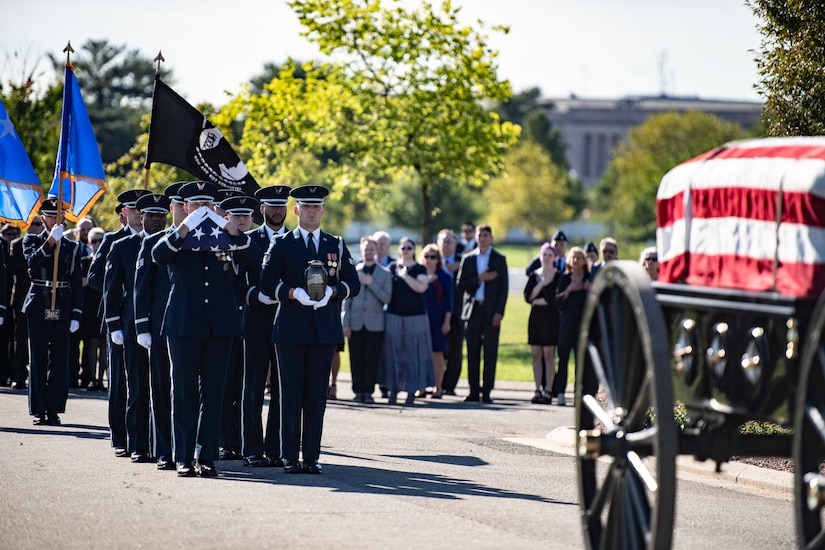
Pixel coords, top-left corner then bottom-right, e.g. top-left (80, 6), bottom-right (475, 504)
top-left (217, 193), bottom-right (257, 462)
top-left (239, 185), bottom-right (291, 467)
top-left (152, 181), bottom-right (258, 477)
top-left (23, 199), bottom-right (83, 425)
top-left (133, 182), bottom-right (186, 471)
top-left (104, 193), bottom-right (170, 463)
top-left (258, 185), bottom-right (360, 474)
top-left (89, 189), bottom-right (150, 455)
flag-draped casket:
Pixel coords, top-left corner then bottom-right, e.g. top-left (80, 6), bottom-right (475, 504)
top-left (656, 136), bottom-right (825, 298)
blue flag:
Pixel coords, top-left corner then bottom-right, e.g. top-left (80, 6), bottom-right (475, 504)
top-left (0, 100), bottom-right (45, 227)
top-left (49, 64), bottom-right (106, 222)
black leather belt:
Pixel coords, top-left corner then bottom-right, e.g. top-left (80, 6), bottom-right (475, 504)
top-left (31, 279), bottom-right (70, 289)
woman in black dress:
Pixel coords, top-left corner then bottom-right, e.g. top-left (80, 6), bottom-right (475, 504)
top-left (554, 246), bottom-right (591, 406)
top-left (524, 243), bottom-right (561, 404)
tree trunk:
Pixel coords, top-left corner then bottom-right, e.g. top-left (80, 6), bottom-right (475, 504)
top-left (421, 181), bottom-right (432, 244)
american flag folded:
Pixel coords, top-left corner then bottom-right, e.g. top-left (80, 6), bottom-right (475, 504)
top-left (179, 216), bottom-right (236, 251)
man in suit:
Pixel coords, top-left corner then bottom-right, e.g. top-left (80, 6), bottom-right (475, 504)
top-left (590, 236), bottom-right (618, 280)
top-left (457, 224), bottom-right (508, 403)
top-left (104, 193), bottom-right (170, 463)
top-left (342, 236), bottom-right (392, 404)
top-left (239, 185), bottom-right (291, 467)
top-left (373, 231), bottom-right (395, 268)
top-left (89, 189), bottom-right (150, 457)
top-left (152, 181), bottom-right (258, 477)
top-left (258, 185), bottom-right (360, 474)
top-left (134, 182), bottom-right (186, 471)
top-left (22, 199), bottom-right (82, 425)
top-left (437, 229), bottom-right (464, 396)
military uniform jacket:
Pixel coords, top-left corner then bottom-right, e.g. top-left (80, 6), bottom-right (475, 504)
top-left (259, 228), bottom-right (360, 345)
top-left (152, 227), bottom-right (258, 339)
top-left (87, 226), bottom-right (132, 293)
top-left (456, 247), bottom-right (509, 322)
top-left (22, 232), bottom-right (82, 322)
top-left (238, 225), bottom-right (288, 340)
top-left (134, 228), bottom-right (172, 337)
top-left (9, 236), bottom-right (29, 313)
top-left (103, 232), bottom-right (144, 338)
top-left (341, 262), bottom-right (392, 332)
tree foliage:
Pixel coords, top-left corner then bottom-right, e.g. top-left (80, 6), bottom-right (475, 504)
top-left (595, 111), bottom-right (748, 242)
top-left (223, 0), bottom-right (519, 241)
top-left (750, 0), bottom-right (825, 135)
top-left (484, 141), bottom-right (573, 240)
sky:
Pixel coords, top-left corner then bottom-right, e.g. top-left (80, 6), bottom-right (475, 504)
top-left (2, 0), bottom-right (763, 106)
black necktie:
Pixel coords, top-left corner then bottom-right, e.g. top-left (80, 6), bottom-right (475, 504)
top-left (308, 232), bottom-right (316, 255)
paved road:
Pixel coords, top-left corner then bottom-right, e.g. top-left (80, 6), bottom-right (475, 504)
top-left (0, 377), bottom-right (796, 549)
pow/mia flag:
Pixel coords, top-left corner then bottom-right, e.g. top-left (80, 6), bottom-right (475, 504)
top-left (145, 75), bottom-right (260, 197)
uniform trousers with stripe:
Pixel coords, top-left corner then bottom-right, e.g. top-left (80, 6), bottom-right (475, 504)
top-left (149, 337), bottom-right (172, 461)
top-left (27, 316), bottom-right (70, 415)
top-left (242, 337), bottom-right (280, 458)
top-left (167, 336), bottom-right (231, 463)
top-left (108, 342), bottom-right (127, 449)
top-left (124, 339), bottom-right (151, 455)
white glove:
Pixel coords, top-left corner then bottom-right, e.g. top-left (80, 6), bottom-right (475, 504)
top-left (49, 223), bottom-right (64, 242)
top-left (0, 317), bottom-right (5, 327)
top-left (206, 208), bottom-right (229, 229)
top-left (110, 329), bottom-right (124, 346)
top-left (258, 291), bottom-right (277, 305)
top-left (292, 287), bottom-right (317, 307)
top-left (69, 320), bottom-right (79, 333)
top-left (313, 286), bottom-right (333, 310)
top-left (137, 333), bottom-right (152, 350)
top-left (180, 206), bottom-right (209, 231)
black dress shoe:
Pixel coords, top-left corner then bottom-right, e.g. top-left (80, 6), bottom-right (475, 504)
top-left (444, 389), bottom-right (457, 396)
top-left (283, 459), bottom-right (302, 474)
top-left (219, 447), bottom-right (243, 461)
top-left (195, 460), bottom-right (218, 477)
top-left (131, 452), bottom-right (152, 463)
top-left (157, 457), bottom-right (175, 470)
top-left (32, 414), bottom-right (47, 425)
top-left (464, 394), bottom-right (480, 402)
top-left (176, 461), bottom-right (195, 477)
top-left (244, 455), bottom-right (272, 467)
top-left (482, 395), bottom-right (493, 403)
top-left (46, 412), bottom-right (61, 426)
top-left (302, 459), bottom-right (322, 474)
top-left (268, 456), bottom-right (285, 467)
top-left (11, 380), bottom-right (27, 390)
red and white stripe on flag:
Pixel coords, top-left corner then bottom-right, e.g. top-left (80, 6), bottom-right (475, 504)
top-left (656, 137), bottom-right (825, 297)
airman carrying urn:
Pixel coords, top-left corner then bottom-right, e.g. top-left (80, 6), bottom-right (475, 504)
top-left (305, 260), bottom-right (328, 300)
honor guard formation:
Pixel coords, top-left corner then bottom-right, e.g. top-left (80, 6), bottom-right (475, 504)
top-left (5, 179), bottom-right (626, 477)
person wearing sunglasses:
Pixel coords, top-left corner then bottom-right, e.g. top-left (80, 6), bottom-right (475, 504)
top-left (382, 237), bottom-right (433, 405)
top-left (78, 227), bottom-right (106, 392)
top-left (640, 246), bottom-right (659, 281)
top-left (420, 244), bottom-right (453, 399)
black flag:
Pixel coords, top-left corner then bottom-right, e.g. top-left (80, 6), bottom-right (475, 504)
top-left (145, 76), bottom-right (259, 197)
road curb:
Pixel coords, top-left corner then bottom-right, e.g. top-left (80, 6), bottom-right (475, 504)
top-left (531, 427), bottom-right (793, 498)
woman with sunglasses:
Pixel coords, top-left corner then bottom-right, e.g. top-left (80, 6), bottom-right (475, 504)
top-left (524, 243), bottom-right (561, 404)
top-left (640, 246), bottom-right (659, 281)
top-left (383, 237), bottom-right (434, 404)
top-left (420, 243), bottom-right (453, 399)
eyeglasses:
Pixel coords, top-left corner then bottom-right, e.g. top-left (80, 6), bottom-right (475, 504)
top-left (424, 255), bottom-right (439, 260)
top-left (400, 246), bottom-right (414, 251)
top-left (30, 221), bottom-right (43, 227)
top-left (91, 238), bottom-right (103, 244)
top-left (645, 255), bottom-right (658, 262)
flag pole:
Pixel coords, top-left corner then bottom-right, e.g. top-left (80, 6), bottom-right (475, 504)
top-left (143, 50), bottom-right (165, 190)
top-left (48, 41), bottom-right (75, 318)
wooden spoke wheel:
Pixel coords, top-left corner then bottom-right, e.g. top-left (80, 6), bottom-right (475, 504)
top-left (794, 294), bottom-right (825, 549)
top-left (575, 262), bottom-right (677, 550)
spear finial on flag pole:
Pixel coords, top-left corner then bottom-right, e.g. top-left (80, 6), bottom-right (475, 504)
top-left (144, 50), bottom-right (165, 190)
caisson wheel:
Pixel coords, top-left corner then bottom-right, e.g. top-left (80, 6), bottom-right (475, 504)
top-left (575, 261), bottom-right (677, 550)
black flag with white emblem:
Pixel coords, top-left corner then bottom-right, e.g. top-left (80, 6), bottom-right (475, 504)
top-left (145, 75), bottom-right (260, 197)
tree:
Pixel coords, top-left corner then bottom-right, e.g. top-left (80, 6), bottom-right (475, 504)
top-left (750, 0), bottom-right (825, 135)
top-left (484, 142), bottom-right (573, 240)
top-left (49, 39), bottom-right (172, 167)
top-left (595, 111), bottom-right (748, 242)
top-left (224, 0), bottom-right (519, 241)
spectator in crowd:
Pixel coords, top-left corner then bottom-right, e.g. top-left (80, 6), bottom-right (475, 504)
top-left (342, 236), bottom-right (392, 404)
top-left (554, 246), bottom-right (591, 406)
top-left (460, 221), bottom-right (477, 252)
top-left (8, 220), bottom-right (39, 390)
top-left (373, 231), bottom-right (395, 268)
top-left (437, 229), bottom-right (463, 396)
top-left (640, 246), bottom-right (659, 281)
top-left (526, 229), bottom-right (570, 275)
top-left (68, 217), bottom-right (96, 387)
top-left (70, 217), bottom-right (94, 256)
top-left (591, 237), bottom-right (618, 279)
top-left (524, 243), bottom-right (561, 404)
top-left (420, 243), bottom-right (453, 399)
top-left (0, 224), bottom-right (18, 386)
top-left (80, 227), bottom-right (106, 390)
top-left (584, 242), bottom-right (598, 271)
top-left (383, 237), bottom-right (433, 405)
top-left (457, 224), bottom-right (508, 403)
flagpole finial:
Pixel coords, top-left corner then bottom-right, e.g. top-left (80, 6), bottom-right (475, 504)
top-left (63, 41), bottom-right (74, 65)
top-left (154, 50), bottom-right (165, 75)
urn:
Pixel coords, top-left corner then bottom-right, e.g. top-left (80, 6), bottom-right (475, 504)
top-left (305, 260), bottom-right (328, 300)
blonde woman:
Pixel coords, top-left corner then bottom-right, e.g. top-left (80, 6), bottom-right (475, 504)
top-left (640, 246), bottom-right (659, 281)
top-left (554, 246), bottom-right (591, 406)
